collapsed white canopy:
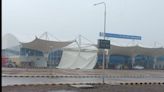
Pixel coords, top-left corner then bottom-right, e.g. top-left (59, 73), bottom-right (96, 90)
top-left (57, 49), bottom-right (97, 69)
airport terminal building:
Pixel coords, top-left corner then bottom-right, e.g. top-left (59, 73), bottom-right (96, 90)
top-left (2, 34), bottom-right (164, 69)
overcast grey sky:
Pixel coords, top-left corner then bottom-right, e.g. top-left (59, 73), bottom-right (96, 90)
top-left (2, 0), bottom-right (164, 47)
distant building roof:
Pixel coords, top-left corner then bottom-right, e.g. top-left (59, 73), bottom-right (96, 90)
top-left (21, 37), bottom-right (74, 53)
top-left (2, 33), bottom-right (20, 51)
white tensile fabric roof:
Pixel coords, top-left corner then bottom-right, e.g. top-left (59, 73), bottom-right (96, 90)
top-left (3, 33), bottom-right (164, 56)
top-left (21, 37), bottom-right (74, 53)
top-left (98, 45), bottom-right (164, 56)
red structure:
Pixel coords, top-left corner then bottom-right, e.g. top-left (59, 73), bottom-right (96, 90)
top-left (2, 55), bottom-right (8, 66)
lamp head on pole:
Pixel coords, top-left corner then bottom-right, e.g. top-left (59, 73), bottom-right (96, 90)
top-left (94, 2), bottom-right (105, 6)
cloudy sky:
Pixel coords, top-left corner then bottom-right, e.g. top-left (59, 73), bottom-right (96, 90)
top-left (2, 0), bottom-right (164, 47)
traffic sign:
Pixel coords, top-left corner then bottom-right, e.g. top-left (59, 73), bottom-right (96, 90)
top-left (100, 32), bottom-right (142, 40)
top-left (98, 39), bottom-right (110, 49)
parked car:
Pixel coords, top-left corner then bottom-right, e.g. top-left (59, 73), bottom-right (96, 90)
top-left (5, 60), bottom-right (16, 67)
top-left (133, 65), bottom-right (144, 70)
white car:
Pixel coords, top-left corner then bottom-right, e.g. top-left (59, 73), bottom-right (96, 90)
top-left (133, 66), bottom-right (144, 70)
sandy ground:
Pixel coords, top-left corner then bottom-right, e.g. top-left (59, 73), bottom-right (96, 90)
top-left (2, 84), bottom-right (164, 92)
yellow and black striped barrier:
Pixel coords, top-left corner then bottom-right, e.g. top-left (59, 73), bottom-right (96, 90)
top-left (120, 82), bottom-right (164, 86)
top-left (4, 83), bottom-right (106, 87)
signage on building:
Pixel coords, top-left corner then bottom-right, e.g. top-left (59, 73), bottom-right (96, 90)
top-left (99, 32), bottom-right (142, 40)
top-left (98, 39), bottom-right (110, 49)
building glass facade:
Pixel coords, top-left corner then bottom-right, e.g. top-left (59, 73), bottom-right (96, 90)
top-left (20, 48), bottom-right (43, 56)
top-left (48, 49), bottom-right (63, 67)
top-left (96, 54), bottom-right (164, 69)
top-left (2, 47), bottom-right (164, 69)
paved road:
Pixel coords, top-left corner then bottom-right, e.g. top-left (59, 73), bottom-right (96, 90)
top-left (2, 68), bottom-right (164, 86)
top-left (2, 76), bottom-right (164, 86)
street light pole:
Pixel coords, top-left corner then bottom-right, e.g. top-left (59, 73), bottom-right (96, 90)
top-left (94, 2), bottom-right (107, 84)
top-left (50, 46), bottom-right (53, 75)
